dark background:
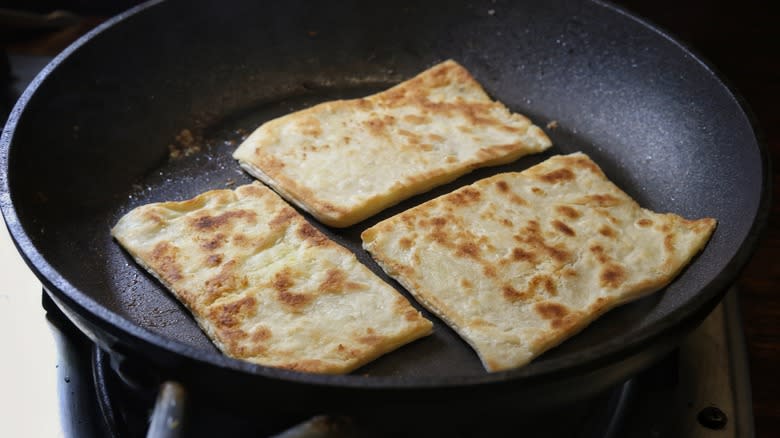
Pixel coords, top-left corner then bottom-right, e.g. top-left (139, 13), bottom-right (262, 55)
top-left (613, 2), bottom-right (779, 435)
top-left (2, 0), bottom-right (778, 435)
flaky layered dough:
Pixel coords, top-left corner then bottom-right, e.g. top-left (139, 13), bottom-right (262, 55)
top-left (112, 183), bottom-right (432, 374)
top-left (233, 60), bottom-right (551, 227)
top-left (362, 153), bottom-right (716, 372)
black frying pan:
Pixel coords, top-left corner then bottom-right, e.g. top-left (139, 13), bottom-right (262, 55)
top-left (0, 0), bottom-right (769, 419)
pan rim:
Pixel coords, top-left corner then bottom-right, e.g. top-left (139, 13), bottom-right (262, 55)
top-left (0, 0), bottom-right (771, 389)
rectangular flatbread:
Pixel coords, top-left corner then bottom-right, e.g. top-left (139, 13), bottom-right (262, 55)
top-left (361, 153), bottom-right (716, 372)
top-left (233, 59), bottom-right (551, 227)
top-left (112, 182), bottom-right (432, 374)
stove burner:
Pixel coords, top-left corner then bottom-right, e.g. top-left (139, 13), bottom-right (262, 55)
top-left (91, 345), bottom-right (634, 438)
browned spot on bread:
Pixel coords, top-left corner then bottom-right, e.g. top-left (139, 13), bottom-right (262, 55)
top-left (685, 217), bottom-right (716, 234)
top-left (277, 290), bottom-right (313, 309)
top-left (403, 114), bottom-right (431, 124)
top-left (251, 326), bottom-right (272, 342)
top-left (429, 229), bottom-right (450, 245)
top-left (501, 218), bottom-right (514, 227)
top-left (483, 265), bottom-right (497, 278)
top-left (503, 285), bottom-right (534, 301)
top-left (398, 129), bottom-right (422, 143)
top-left (531, 275), bottom-right (558, 296)
top-left (210, 295), bottom-right (257, 329)
top-left (456, 242), bottom-right (480, 259)
top-left (600, 263), bottom-right (626, 288)
top-left (555, 205), bottom-right (581, 220)
top-left (297, 116), bottom-right (322, 137)
top-left (551, 314), bottom-right (579, 330)
top-left (142, 211), bottom-right (164, 225)
top-left (589, 244), bottom-right (609, 264)
top-left (237, 183), bottom-right (266, 197)
top-left (503, 275), bottom-right (557, 303)
top-left (428, 133), bottom-right (445, 142)
top-left (318, 268), bottom-right (363, 293)
top-left (149, 242), bottom-right (183, 283)
top-left (319, 202), bottom-right (341, 213)
top-left (281, 360), bottom-right (326, 373)
top-left (599, 225), bottom-right (617, 238)
top-left (271, 267), bottom-right (295, 290)
top-left (204, 260), bottom-right (248, 305)
top-left (399, 237), bottom-right (412, 249)
top-left (269, 207), bottom-right (297, 229)
top-left (531, 187), bottom-right (545, 195)
top-left (513, 220), bottom-right (572, 265)
top-left (356, 98), bottom-right (374, 110)
top-left (336, 344), bottom-right (363, 359)
top-left (552, 220), bottom-right (576, 237)
top-left (362, 115), bottom-right (395, 137)
top-left (446, 187), bottom-right (482, 206)
top-left (461, 278), bottom-right (473, 288)
top-left (535, 302), bottom-right (569, 320)
top-left (588, 297), bottom-right (611, 314)
top-left (562, 268), bottom-right (578, 277)
top-left (457, 102), bottom-right (504, 127)
top-left (539, 168), bottom-right (575, 184)
top-left (664, 233), bottom-right (675, 252)
top-left (200, 233), bottom-right (227, 251)
top-left (546, 245), bottom-right (570, 264)
top-left (596, 209), bottom-right (621, 226)
top-left (511, 247), bottom-right (536, 264)
top-left (296, 223), bottom-right (328, 246)
top-left (431, 216), bottom-right (448, 227)
top-left (205, 254), bottom-right (223, 267)
top-left (581, 194), bottom-right (621, 207)
top-left (358, 334), bottom-right (385, 346)
top-left (231, 233), bottom-right (252, 248)
top-left (191, 210), bottom-right (257, 232)
top-left (216, 328), bottom-right (249, 355)
top-left (404, 310), bottom-right (421, 321)
top-left (470, 318), bottom-right (494, 328)
top-left (485, 359), bottom-right (502, 371)
top-left (400, 214), bottom-right (416, 227)
top-left (509, 193), bottom-right (528, 206)
top-left (496, 181), bottom-right (510, 193)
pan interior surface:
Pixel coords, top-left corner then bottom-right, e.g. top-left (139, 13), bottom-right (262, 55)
top-left (1, 0), bottom-right (764, 383)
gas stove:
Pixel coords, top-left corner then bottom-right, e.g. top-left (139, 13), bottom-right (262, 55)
top-left (37, 288), bottom-right (752, 437)
top-left (0, 52), bottom-right (755, 438)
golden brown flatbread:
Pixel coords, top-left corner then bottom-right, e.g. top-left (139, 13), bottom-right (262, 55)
top-left (233, 59), bottom-right (551, 227)
top-left (362, 153), bottom-right (716, 372)
top-left (112, 182), bottom-right (432, 374)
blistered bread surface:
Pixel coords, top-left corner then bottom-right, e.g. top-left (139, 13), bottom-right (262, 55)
top-left (112, 182), bottom-right (432, 374)
top-left (233, 59), bottom-right (551, 227)
top-left (362, 153), bottom-right (716, 372)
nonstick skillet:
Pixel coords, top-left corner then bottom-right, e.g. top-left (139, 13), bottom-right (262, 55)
top-left (0, 0), bottom-right (769, 421)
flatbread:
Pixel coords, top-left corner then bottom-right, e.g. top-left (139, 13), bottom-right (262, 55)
top-left (111, 182), bottom-right (432, 374)
top-left (361, 153), bottom-right (716, 372)
top-left (233, 59), bottom-right (551, 227)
